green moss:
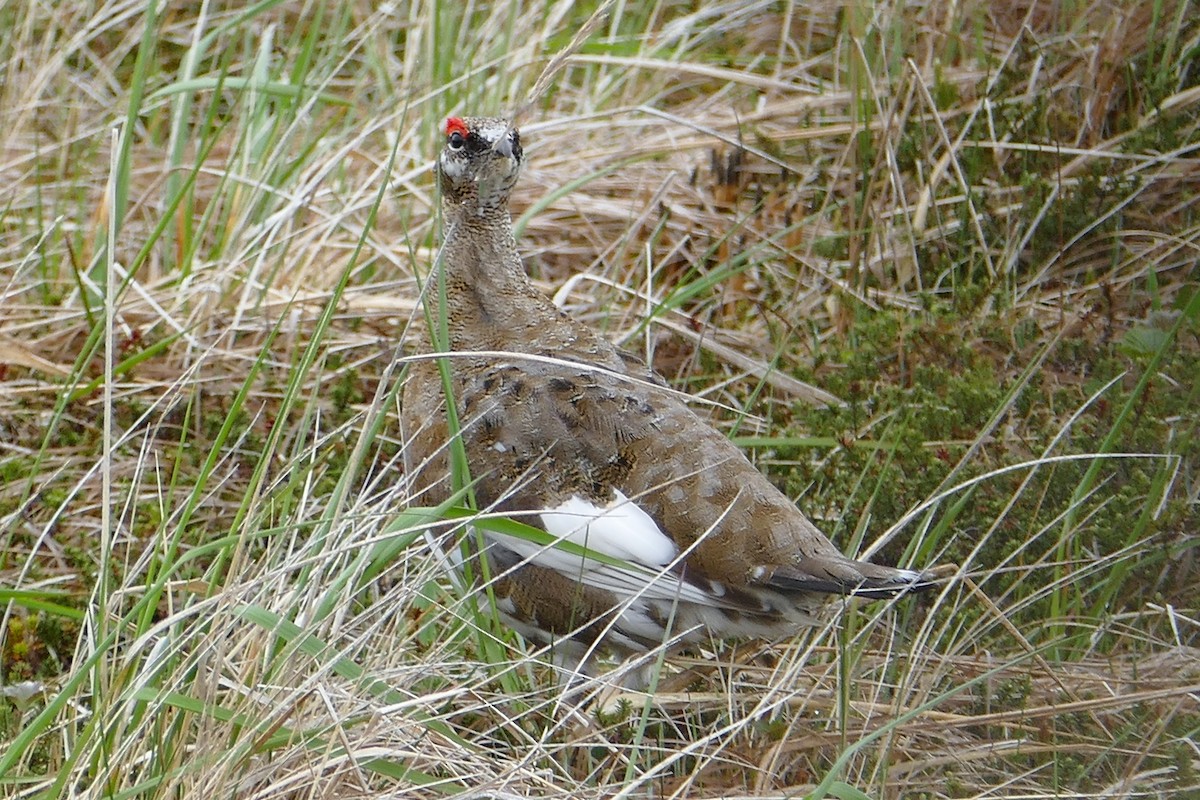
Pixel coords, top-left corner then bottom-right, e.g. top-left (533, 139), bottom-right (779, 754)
top-left (774, 299), bottom-right (1199, 638)
top-left (332, 368), bottom-right (364, 416)
top-left (1170, 741), bottom-right (1200, 799)
top-left (3, 612), bottom-right (77, 684)
top-left (0, 456), bottom-right (33, 484)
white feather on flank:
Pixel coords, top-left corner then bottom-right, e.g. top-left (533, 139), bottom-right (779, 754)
top-left (539, 490), bottom-right (676, 566)
top-left (479, 491), bottom-right (718, 607)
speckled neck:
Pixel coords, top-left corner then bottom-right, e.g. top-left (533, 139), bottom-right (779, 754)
top-left (435, 207), bottom-right (564, 354)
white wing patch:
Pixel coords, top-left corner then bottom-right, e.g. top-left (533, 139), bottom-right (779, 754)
top-left (539, 490), bottom-right (677, 567)
top-left (458, 494), bottom-right (824, 650)
top-left (478, 491), bottom-right (716, 608)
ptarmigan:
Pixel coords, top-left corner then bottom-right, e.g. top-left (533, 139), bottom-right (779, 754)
top-left (401, 116), bottom-right (929, 682)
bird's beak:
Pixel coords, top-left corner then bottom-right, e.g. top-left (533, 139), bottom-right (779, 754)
top-left (492, 132), bottom-right (514, 159)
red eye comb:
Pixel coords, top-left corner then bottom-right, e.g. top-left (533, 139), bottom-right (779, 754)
top-left (443, 117), bottom-right (469, 138)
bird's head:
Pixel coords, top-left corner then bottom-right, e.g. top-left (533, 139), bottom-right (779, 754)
top-left (437, 116), bottom-right (523, 215)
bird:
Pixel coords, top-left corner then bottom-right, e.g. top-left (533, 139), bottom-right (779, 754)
top-left (401, 115), bottom-right (930, 684)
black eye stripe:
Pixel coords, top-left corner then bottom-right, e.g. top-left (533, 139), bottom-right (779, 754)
top-left (464, 133), bottom-right (491, 154)
top-left (447, 127), bottom-right (522, 160)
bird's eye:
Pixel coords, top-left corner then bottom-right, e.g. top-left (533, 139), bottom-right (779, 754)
top-left (447, 131), bottom-right (466, 151)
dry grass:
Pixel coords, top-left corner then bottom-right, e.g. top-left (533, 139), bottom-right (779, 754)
top-left (2, 1), bottom-right (1198, 798)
